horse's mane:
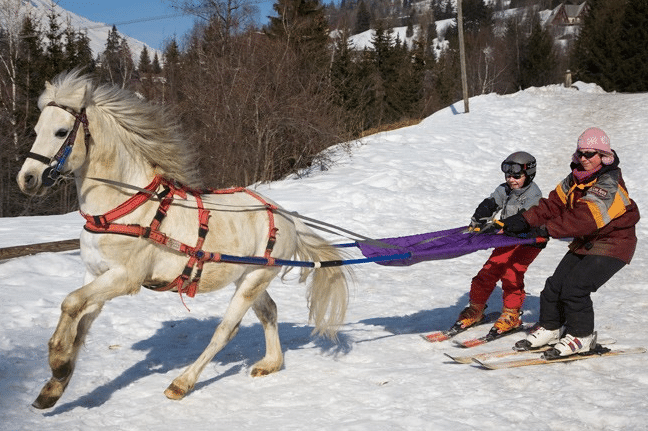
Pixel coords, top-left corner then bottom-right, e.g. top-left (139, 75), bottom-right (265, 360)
top-left (39, 70), bottom-right (202, 187)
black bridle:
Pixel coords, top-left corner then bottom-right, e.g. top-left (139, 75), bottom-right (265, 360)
top-left (26, 101), bottom-right (91, 187)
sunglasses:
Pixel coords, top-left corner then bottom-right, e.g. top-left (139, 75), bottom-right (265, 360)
top-left (577, 150), bottom-right (599, 159)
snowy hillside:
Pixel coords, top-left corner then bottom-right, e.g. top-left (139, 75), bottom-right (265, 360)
top-left (2, 82), bottom-right (648, 430)
top-left (26, 0), bottom-right (158, 64)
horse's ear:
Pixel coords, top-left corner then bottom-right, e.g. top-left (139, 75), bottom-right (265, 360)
top-left (82, 81), bottom-right (93, 106)
top-left (66, 81), bottom-right (92, 111)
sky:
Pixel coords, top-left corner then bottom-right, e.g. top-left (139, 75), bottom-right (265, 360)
top-left (3, 80), bottom-right (648, 429)
top-left (52, 0), bottom-right (276, 51)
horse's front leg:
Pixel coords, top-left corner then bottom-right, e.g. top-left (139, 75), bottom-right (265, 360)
top-left (33, 267), bottom-right (139, 409)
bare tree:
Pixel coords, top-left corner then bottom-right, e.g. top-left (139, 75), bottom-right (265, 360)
top-left (0, 0), bottom-right (25, 151)
top-left (168, 0), bottom-right (260, 46)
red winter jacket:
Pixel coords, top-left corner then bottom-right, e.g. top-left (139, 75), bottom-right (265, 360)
top-left (522, 156), bottom-right (639, 264)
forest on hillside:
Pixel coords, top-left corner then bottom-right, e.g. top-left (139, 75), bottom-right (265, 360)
top-left (1, 0), bottom-right (646, 217)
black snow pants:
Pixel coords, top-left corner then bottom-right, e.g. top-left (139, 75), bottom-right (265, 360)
top-left (539, 252), bottom-right (626, 337)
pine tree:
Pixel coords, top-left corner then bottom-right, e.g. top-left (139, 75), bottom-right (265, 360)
top-left (355, 0), bottom-right (371, 34)
top-left (98, 25), bottom-right (123, 85)
top-left (118, 39), bottom-right (135, 88)
top-left (43, 4), bottom-right (65, 78)
top-left (331, 31), bottom-right (370, 132)
top-left (519, 12), bottom-right (557, 89)
top-left (405, 8), bottom-right (415, 38)
top-left (139, 45), bottom-right (152, 74)
top-left (152, 52), bottom-right (162, 74)
top-left (163, 38), bottom-right (182, 103)
top-left (97, 26), bottom-right (134, 88)
top-left (266, 0), bottom-right (331, 73)
top-left (75, 31), bottom-right (95, 72)
top-left (462, 0), bottom-right (493, 34)
top-left (615, 0), bottom-right (648, 91)
top-left (63, 26), bottom-right (78, 70)
top-left (572, 0), bottom-right (625, 91)
top-left (16, 14), bottom-right (44, 124)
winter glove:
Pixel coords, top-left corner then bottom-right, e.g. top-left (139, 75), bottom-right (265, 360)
top-left (516, 226), bottom-right (549, 239)
top-left (500, 213), bottom-right (529, 235)
top-left (472, 197), bottom-right (497, 222)
top-left (469, 217), bottom-right (485, 231)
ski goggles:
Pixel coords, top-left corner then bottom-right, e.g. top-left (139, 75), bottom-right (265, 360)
top-left (501, 162), bottom-right (527, 175)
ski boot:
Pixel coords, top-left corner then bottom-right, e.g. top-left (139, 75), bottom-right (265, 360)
top-left (514, 324), bottom-right (563, 351)
top-left (491, 307), bottom-right (522, 334)
top-left (453, 302), bottom-right (486, 330)
top-left (543, 332), bottom-right (597, 359)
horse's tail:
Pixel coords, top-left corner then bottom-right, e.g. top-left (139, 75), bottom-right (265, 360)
top-left (291, 219), bottom-right (351, 340)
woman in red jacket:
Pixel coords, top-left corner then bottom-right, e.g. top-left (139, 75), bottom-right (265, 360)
top-left (501, 127), bottom-right (640, 358)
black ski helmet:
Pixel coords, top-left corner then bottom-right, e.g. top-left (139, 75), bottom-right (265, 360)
top-left (501, 151), bottom-right (536, 185)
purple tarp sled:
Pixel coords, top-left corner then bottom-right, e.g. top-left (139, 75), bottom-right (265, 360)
top-left (356, 226), bottom-right (543, 267)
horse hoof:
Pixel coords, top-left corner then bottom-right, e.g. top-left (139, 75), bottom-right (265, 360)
top-left (164, 383), bottom-right (187, 400)
top-left (251, 368), bottom-right (271, 377)
top-left (31, 378), bottom-right (66, 409)
top-left (32, 393), bottom-right (59, 410)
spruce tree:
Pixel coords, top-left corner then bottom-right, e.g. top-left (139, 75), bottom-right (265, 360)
top-left (152, 52), bottom-right (162, 74)
top-left (75, 31), bottom-right (95, 72)
top-left (43, 5), bottom-right (65, 79)
top-left (266, 0), bottom-right (331, 74)
top-left (331, 31), bottom-right (370, 133)
top-left (355, 0), bottom-right (372, 34)
top-left (572, 0), bottom-right (625, 91)
top-left (462, 0), bottom-right (493, 34)
top-left (615, 0), bottom-right (648, 92)
top-left (163, 39), bottom-right (182, 103)
top-left (519, 12), bottom-right (557, 89)
top-left (16, 15), bottom-right (45, 121)
top-left (98, 25), bottom-right (123, 85)
top-left (139, 46), bottom-right (152, 74)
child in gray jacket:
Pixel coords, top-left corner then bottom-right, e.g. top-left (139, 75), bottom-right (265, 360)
top-left (454, 151), bottom-right (544, 338)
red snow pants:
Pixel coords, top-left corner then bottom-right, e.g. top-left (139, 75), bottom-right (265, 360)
top-left (469, 244), bottom-right (542, 309)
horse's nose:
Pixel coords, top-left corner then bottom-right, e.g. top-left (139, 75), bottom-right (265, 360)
top-left (17, 170), bottom-right (41, 195)
top-left (23, 172), bottom-right (37, 189)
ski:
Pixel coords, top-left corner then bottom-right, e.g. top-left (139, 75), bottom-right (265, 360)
top-left (420, 311), bottom-right (500, 343)
top-left (452, 323), bottom-right (531, 348)
top-left (445, 345), bottom-right (552, 364)
top-left (445, 339), bottom-right (616, 364)
top-left (472, 345), bottom-right (646, 370)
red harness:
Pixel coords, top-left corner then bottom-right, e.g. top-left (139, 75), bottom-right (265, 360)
top-left (81, 175), bottom-right (278, 298)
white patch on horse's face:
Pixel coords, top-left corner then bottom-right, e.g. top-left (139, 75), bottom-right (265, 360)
top-left (17, 105), bottom-right (83, 195)
top-left (34, 105), bottom-right (76, 156)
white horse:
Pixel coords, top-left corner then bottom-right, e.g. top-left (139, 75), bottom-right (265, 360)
top-left (17, 70), bottom-right (349, 409)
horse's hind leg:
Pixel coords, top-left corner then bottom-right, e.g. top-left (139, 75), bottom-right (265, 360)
top-left (250, 290), bottom-right (283, 376)
top-left (164, 269), bottom-right (279, 400)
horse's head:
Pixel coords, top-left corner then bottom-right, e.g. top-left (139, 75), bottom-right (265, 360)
top-left (17, 73), bottom-right (93, 196)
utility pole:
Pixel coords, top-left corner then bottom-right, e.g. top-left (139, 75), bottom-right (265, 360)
top-left (457, 0), bottom-right (469, 113)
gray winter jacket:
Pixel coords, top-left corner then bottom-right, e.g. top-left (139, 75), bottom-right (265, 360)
top-left (473, 181), bottom-right (543, 224)
top-left (490, 182), bottom-right (543, 219)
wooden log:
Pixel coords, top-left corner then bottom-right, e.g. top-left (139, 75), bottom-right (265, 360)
top-left (0, 239), bottom-right (80, 261)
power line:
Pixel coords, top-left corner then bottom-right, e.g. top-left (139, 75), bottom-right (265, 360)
top-left (83, 13), bottom-right (191, 30)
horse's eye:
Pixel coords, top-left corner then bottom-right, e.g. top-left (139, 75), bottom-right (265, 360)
top-left (55, 129), bottom-right (68, 138)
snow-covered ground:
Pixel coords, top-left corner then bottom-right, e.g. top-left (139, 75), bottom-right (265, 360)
top-left (2, 82), bottom-right (647, 430)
